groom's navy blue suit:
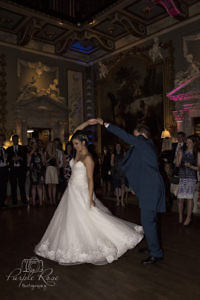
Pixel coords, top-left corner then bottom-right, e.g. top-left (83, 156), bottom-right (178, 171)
top-left (106, 124), bottom-right (166, 258)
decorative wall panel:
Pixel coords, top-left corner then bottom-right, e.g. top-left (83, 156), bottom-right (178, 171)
top-left (67, 70), bottom-right (83, 134)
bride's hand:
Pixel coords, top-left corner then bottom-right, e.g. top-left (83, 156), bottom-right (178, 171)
top-left (90, 200), bottom-right (95, 207)
top-left (73, 119), bottom-right (98, 134)
top-left (96, 118), bottom-right (104, 125)
top-left (87, 119), bottom-right (99, 125)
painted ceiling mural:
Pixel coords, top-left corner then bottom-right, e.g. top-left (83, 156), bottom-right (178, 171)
top-left (0, 0), bottom-right (198, 62)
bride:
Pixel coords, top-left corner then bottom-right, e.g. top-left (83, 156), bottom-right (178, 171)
top-left (34, 119), bottom-right (143, 265)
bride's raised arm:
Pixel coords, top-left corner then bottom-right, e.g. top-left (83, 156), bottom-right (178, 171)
top-left (73, 119), bottom-right (98, 134)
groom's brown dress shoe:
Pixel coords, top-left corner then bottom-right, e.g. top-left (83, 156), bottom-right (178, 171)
top-left (141, 256), bottom-right (163, 265)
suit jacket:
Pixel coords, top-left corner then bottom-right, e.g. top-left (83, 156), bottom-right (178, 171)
top-left (107, 124), bottom-right (166, 212)
top-left (6, 145), bottom-right (27, 170)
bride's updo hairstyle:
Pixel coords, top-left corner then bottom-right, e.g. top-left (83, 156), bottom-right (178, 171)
top-left (71, 130), bottom-right (89, 146)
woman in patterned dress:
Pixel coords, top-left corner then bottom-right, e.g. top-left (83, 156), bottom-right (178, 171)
top-left (176, 135), bottom-right (200, 226)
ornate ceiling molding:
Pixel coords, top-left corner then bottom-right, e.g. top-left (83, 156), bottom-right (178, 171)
top-left (114, 12), bottom-right (146, 37)
top-left (17, 17), bottom-right (43, 46)
top-left (0, 0), bottom-right (198, 62)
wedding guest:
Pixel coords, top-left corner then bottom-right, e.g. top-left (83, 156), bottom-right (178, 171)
top-left (101, 146), bottom-right (111, 196)
top-left (59, 143), bottom-right (73, 196)
top-left (54, 138), bottom-right (63, 198)
top-left (6, 135), bottom-right (27, 205)
top-left (25, 138), bottom-right (34, 204)
top-left (0, 134), bottom-right (8, 208)
top-left (37, 139), bottom-right (45, 154)
top-left (108, 144), bottom-right (115, 196)
top-left (45, 141), bottom-right (58, 205)
top-left (28, 140), bottom-right (45, 206)
top-left (62, 151), bottom-right (72, 191)
top-left (172, 132), bottom-right (186, 164)
top-left (176, 135), bottom-right (200, 226)
top-left (169, 132), bottom-right (187, 204)
top-left (111, 143), bottom-right (126, 207)
top-left (53, 138), bottom-right (63, 170)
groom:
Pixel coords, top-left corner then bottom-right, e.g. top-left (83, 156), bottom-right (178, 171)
top-left (95, 119), bottom-right (166, 265)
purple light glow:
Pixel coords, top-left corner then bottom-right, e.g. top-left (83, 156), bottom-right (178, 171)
top-left (173, 109), bottom-right (185, 122)
top-left (169, 92), bottom-right (200, 101)
top-left (167, 73), bottom-right (200, 100)
top-left (167, 78), bottom-right (196, 97)
top-left (183, 104), bottom-right (193, 107)
top-left (152, 0), bottom-right (180, 16)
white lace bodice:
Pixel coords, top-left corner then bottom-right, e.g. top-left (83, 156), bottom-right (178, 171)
top-left (69, 159), bottom-right (88, 188)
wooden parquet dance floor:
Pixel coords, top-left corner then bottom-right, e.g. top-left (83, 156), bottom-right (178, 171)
top-left (1, 198), bottom-right (200, 300)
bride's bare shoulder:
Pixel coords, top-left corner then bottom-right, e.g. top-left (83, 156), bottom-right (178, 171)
top-left (83, 154), bottom-right (94, 165)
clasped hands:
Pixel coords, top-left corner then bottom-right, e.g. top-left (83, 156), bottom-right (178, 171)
top-left (86, 118), bottom-right (104, 126)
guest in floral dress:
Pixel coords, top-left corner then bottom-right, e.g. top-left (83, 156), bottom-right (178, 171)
top-left (176, 135), bottom-right (200, 226)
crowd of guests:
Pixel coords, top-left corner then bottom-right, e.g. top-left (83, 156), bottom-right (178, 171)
top-left (0, 131), bottom-right (130, 209)
top-left (100, 144), bottom-right (126, 206)
top-left (0, 134), bottom-right (73, 208)
top-left (99, 130), bottom-right (200, 223)
top-left (1, 130), bottom-right (200, 224)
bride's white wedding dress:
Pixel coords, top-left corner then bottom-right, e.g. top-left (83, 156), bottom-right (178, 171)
top-left (34, 159), bottom-right (143, 265)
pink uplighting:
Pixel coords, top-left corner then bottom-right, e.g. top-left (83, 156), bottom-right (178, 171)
top-left (152, 0), bottom-right (180, 17)
top-left (173, 110), bottom-right (185, 122)
top-left (169, 92), bottom-right (200, 101)
top-left (167, 73), bottom-right (200, 101)
top-left (167, 74), bottom-right (199, 97)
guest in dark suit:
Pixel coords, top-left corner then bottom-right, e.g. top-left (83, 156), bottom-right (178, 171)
top-left (96, 119), bottom-right (166, 265)
top-left (0, 133), bottom-right (8, 208)
top-left (6, 135), bottom-right (27, 205)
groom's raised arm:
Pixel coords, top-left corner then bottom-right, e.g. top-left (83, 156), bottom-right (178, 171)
top-left (106, 124), bottom-right (137, 146)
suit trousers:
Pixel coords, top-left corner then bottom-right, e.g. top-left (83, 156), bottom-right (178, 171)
top-left (9, 167), bottom-right (26, 204)
top-left (140, 208), bottom-right (163, 258)
top-left (0, 167), bottom-right (8, 206)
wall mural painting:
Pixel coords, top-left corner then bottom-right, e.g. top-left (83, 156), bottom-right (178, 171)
top-left (17, 60), bottom-right (65, 104)
top-left (16, 59), bottom-right (67, 145)
top-left (96, 41), bottom-right (174, 151)
top-left (103, 60), bottom-right (163, 134)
